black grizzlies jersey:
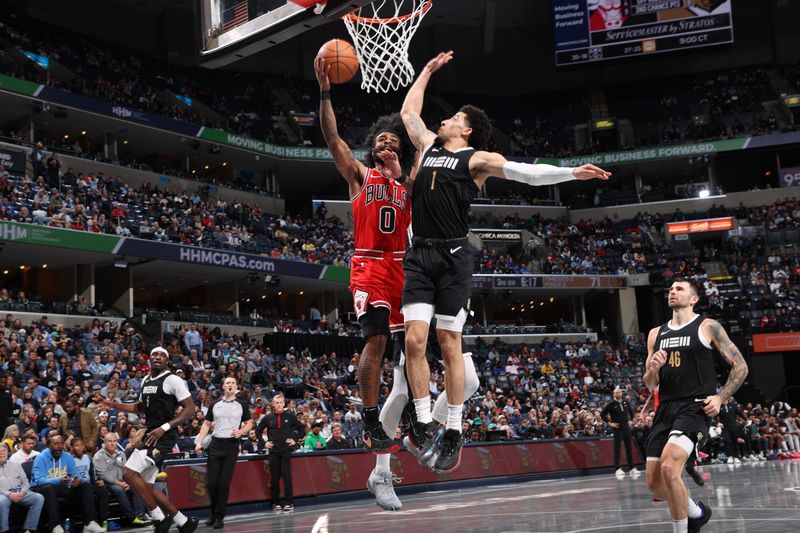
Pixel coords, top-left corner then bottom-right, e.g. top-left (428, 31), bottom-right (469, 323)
top-left (656, 314), bottom-right (716, 402)
top-left (140, 371), bottom-right (180, 432)
top-left (412, 144), bottom-right (480, 239)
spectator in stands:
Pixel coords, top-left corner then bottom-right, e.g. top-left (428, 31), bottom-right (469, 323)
top-left (185, 324), bottom-right (202, 355)
top-left (303, 420), bottom-right (326, 451)
top-left (10, 434), bottom-right (39, 463)
top-left (344, 403), bottom-right (361, 424)
top-left (2, 426), bottom-right (19, 451)
top-left (31, 433), bottom-right (105, 533)
top-left (240, 430), bottom-right (260, 455)
top-left (58, 398), bottom-right (99, 452)
top-left (324, 423), bottom-right (351, 450)
top-left (93, 432), bottom-right (146, 526)
top-left (70, 437), bottom-right (110, 528)
top-left (0, 442), bottom-right (44, 533)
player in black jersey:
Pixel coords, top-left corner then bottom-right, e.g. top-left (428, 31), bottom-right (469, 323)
top-left (643, 279), bottom-right (748, 533)
top-left (105, 347), bottom-right (199, 533)
top-left (399, 50), bottom-right (610, 473)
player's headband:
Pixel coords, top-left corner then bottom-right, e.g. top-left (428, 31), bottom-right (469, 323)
top-left (150, 347), bottom-right (168, 357)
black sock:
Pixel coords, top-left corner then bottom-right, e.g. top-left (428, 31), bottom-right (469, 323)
top-left (364, 406), bottom-right (379, 428)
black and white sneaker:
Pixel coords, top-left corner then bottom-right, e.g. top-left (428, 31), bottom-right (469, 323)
top-left (282, 504), bottom-right (294, 513)
top-left (271, 505), bottom-right (283, 514)
top-left (404, 422), bottom-right (437, 465)
top-left (178, 516), bottom-right (199, 533)
top-left (363, 425), bottom-right (401, 454)
top-left (688, 501), bottom-right (712, 533)
top-left (433, 429), bottom-right (463, 473)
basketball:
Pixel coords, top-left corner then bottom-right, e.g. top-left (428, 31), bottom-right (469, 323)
top-left (317, 39), bottom-right (359, 84)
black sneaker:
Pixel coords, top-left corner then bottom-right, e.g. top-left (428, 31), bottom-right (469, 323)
top-left (205, 517), bottom-right (217, 527)
top-left (433, 429), bottom-right (463, 473)
top-left (686, 464), bottom-right (705, 487)
top-left (154, 518), bottom-right (172, 533)
top-left (178, 516), bottom-right (199, 533)
top-left (688, 501), bottom-right (712, 533)
top-left (212, 518), bottom-right (225, 529)
top-left (363, 425), bottom-right (400, 454)
top-left (406, 421), bottom-right (436, 453)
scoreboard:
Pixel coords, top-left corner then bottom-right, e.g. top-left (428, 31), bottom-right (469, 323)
top-left (553, 0), bottom-right (734, 66)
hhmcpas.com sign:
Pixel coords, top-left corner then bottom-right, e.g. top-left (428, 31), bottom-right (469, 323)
top-left (780, 167), bottom-right (800, 188)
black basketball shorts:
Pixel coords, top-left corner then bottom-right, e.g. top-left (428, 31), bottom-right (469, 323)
top-left (645, 398), bottom-right (711, 458)
top-left (401, 244), bottom-right (472, 318)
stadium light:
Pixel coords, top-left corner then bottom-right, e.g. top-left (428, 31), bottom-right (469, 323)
top-left (698, 189), bottom-right (710, 198)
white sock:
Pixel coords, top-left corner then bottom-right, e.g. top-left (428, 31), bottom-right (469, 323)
top-left (375, 453), bottom-right (391, 473)
top-left (446, 404), bottom-right (463, 432)
top-left (672, 518), bottom-right (688, 533)
top-left (149, 507), bottom-right (165, 522)
top-left (173, 512), bottom-right (188, 526)
top-left (414, 396), bottom-right (433, 424)
top-left (687, 498), bottom-right (702, 519)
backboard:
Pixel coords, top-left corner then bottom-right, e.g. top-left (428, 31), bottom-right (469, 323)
top-left (195, 0), bottom-right (374, 68)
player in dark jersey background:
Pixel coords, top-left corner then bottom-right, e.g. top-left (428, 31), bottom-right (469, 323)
top-left (104, 347), bottom-right (199, 533)
top-left (316, 56), bottom-right (418, 509)
top-left (643, 279), bottom-right (748, 533)
top-left (400, 50), bottom-right (611, 473)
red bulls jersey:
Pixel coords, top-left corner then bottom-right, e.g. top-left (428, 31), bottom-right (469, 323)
top-left (351, 168), bottom-right (411, 255)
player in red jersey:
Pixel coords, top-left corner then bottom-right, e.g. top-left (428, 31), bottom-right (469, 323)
top-left (316, 57), bottom-right (416, 458)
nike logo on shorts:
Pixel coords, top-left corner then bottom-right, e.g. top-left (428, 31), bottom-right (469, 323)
top-left (450, 246), bottom-right (462, 254)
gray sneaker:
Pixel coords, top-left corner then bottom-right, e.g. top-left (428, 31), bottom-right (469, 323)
top-left (366, 468), bottom-right (402, 511)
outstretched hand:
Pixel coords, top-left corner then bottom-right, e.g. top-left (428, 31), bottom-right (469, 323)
top-left (377, 149), bottom-right (402, 179)
top-left (572, 164), bottom-right (611, 181)
top-left (314, 56), bottom-right (331, 91)
top-left (424, 50), bottom-right (454, 75)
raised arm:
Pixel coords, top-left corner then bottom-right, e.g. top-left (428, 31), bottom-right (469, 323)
top-left (401, 51), bottom-right (452, 150)
top-left (469, 150), bottom-right (611, 189)
top-left (702, 319), bottom-right (749, 416)
top-left (315, 56), bottom-right (366, 199)
top-left (643, 326), bottom-right (666, 392)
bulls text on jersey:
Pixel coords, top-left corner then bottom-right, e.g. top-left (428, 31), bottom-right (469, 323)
top-left (659, 336), bottom-right (691, 349)
top-left (364, 183), bottom-right (408, 212)
top-left (422, 155), bottom-right (459, 170)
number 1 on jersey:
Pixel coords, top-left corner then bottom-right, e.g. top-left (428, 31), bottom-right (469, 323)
top-left (430, 170), bottom-right (437, 190)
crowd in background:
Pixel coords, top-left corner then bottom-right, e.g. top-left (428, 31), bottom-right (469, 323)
top-left (1, 12), bottom-right (797, 165)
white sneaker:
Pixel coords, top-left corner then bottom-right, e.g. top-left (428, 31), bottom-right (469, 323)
top-left (629, 467), bottom-right (641, 478)
top-left (367, 468), bottom-right (402, 511)
top-left (52, 527), bottom-right (64, 533)
top-left (84, 521), bottom-right (107, 533)
top-left (734, 458), bottom-right (741, 464)
top-left (726, 457), bottom-right (734, 464)
top-left (615, 468), bottom-right (626, 479)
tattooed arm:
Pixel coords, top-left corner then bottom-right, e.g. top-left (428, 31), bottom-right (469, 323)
top-left (701, 318), bottom-right (749, 416)
top-left (401, 51), bottom-right (451, 150)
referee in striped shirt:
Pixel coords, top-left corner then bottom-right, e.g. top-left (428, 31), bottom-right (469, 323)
top-left (195, 376), bottom-right (253, 529)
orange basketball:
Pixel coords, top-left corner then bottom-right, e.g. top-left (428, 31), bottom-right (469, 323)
top-left (317, 39), bottom-right (359, 84)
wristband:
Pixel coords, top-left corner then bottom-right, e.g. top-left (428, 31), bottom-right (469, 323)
top-left (320, 91), bottom-right (331, 100)
top-left (160, 423), bottom-right (171, 432)
top-left (395, 174), bottom-right (408, 183)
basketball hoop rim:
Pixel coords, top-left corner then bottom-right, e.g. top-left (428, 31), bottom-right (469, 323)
top-left (344, 0), bottom-right (432, 25)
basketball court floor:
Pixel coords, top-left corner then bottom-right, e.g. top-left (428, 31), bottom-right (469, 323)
top-left (160, 459), bottom-right (800, 533)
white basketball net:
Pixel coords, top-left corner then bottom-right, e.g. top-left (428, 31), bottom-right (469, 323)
top-left (343, 0), bottom-right (432, 93)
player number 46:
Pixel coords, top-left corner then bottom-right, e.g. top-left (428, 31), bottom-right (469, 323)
top-left (668, 351), bottom-right (681, 368)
